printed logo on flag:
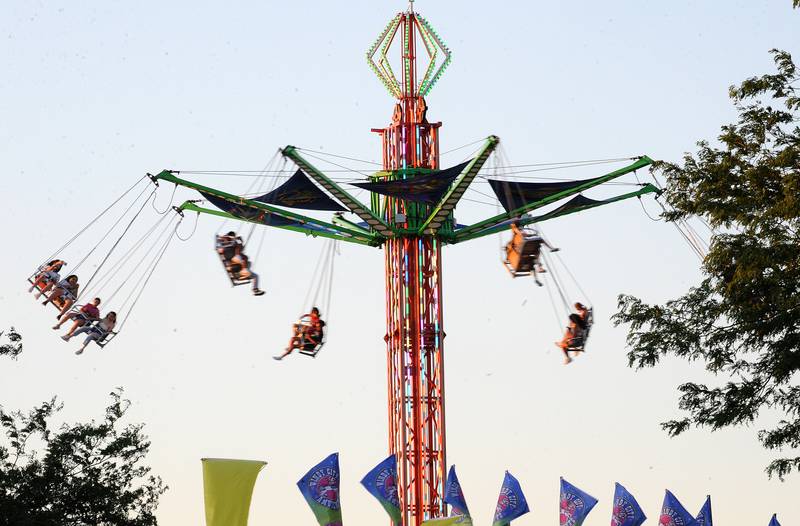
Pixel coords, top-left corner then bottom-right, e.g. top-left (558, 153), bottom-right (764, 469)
top-left (495, 486), bottom-right (519, 517)
top-left (613, 499), bottom-right (636, 526)
top-left (660, 508), bottom-right (692, 526)
top-left (375, 465), bottom-right (400, 507)
top-left (560, 493), bottom-right (586, 526)
top-left (308, 466), bottom-right (341, 510)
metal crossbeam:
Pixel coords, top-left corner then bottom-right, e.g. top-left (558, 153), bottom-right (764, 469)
top-left (417, 135), bottom-right (500, 235)
top-left (453, 183), bottom-right (661, 243)
top-left (280, 146), bottom-right (396, 238)
top-left (178, 202), bottom-right (380, 246)
top-left (153, 170), bottom-right (377, 245)
top-left (453, 156), bottom-right (654, 240)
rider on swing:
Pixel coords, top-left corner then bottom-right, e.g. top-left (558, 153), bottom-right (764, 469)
top-left (273, 307), bottom-right (324, 360)
top-left (506, 220), bottom-right (558, 284)
top-left (555, 302), bottom-right (590, 365)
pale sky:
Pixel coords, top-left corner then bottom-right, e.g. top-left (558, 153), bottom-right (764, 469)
top-left (1, 1), bottom-right (798, 525)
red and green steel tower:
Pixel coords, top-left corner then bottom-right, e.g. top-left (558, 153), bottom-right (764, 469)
top-left (152, 3), bottom-right (658, 525)
top-left (368, 6), bottom-right (455, 524)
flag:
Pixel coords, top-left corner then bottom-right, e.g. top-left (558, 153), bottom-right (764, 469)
top-left (444, 465), bottom-right (471, 517)
top-left (298, 452), bottom-right (343, 526)
top-left (768, 514), bottom-right (781, 526)
top-left (660, 490), bottom-right (698, 526)
top-left (610, 483), bottom-right (646, 526)
top-left (202, 458), bottom-right (266, 526)
top-left (492, 471), bottom-right (530, 526)
top-left (695, 496), bottom-right (712, 526)
top-left (559, 477), bottom-right (598, 526)
top-left (360, 454), bottom-right (402, 524)
top-left (421, 517), bottom-right (469, 526)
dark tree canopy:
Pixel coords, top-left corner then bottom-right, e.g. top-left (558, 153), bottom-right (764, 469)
top-left (0, 328), bottom-right (22, 360)
top-left (0, 389), bottom-right (166, 525)
top-left (613, 50), bottom-right (800, 479)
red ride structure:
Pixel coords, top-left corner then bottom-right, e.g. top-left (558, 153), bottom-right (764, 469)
top-left (369, 8), bottom-right (452, 524)
top-left (141, 3), bottom-right (659, 524)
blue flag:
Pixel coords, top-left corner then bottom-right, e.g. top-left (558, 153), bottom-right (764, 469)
top-left (444, 465), bottom-right (470, 517)
top-left (492, 471), bottom-right (530, 526)
top-left (297, 453), bottom-right (343, 526)
top-left (695, 496), bottom-right (712, 526)
top-left (660, 490), bottom-right (698, 526)
top-left (768, 514), bottom-right (781, 526)
top-left (559, 478), bottom-right (597, 526)
top-left (610, 483), bottom-right (646, 526)
top-left (360, 454), bottom-right (402, 524)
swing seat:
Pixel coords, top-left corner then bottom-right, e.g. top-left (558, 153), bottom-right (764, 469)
top-left (95, 331), bottom-right (118, 348)
top-left (566, 308), bottom-right (594, 352)
top-left (296, 319), bottom-right (325, 358)
top-left (503, 237), bottom-right (543, 278)
top-left (28, 277), bottom-right (70, 310)
top-left (215, 236), bottom-right (252, 287)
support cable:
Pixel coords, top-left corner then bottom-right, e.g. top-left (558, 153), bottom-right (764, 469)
top-left (116, 216), bottom-right (182, 332)
top-left (76, 187), bottom-right (157, 301)
top-left (38, 176), bottom-right (148, 268)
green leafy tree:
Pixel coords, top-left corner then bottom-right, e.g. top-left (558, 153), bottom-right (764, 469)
top-left (613, 49), bottom-right (800, 479)
top-left (0, 329), bottom-right (22, 360)
top-left (0, 389), bottom-right (167, 525)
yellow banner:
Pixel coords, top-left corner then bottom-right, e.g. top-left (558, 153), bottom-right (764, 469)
top-left (202, 458), bottom-right (267, 526)
top-left (421, 516), bottom-right (472, 526)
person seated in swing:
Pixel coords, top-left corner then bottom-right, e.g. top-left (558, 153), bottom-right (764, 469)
top-left (216, 231), bottom-right (243, 263)
top-left (228, 250), bottom-right (264, 296)
top-left (53, 297), bottom-right (101, 337)
top-left (506, 219), bottom-right (559, 276)
top-left (555, 313), bottom-right (588, 365)
top-left (30, 260), bottom-right (66, 296)
top-left (63, 311), bottom-right (116, 355)
top-left (273, 307), bottom-right (324, 360)
top-left (41, 274), bottom-right (79, 314)
top-left (574, 302), bottom-right (590, 323)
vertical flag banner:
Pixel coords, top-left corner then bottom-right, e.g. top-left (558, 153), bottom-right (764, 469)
top-left (298, 452), bottom-right (343, 526)
top-left (202, 458), bottom-right (266, 526)
top-left (695, 496), bottom-right (712, 526)
top-left (444, 465), bottom-right (471, 517)
top-left (660, 490), bottom-right (698, 526)
top-left (768, 514), bottom-right (781, 526)
top-left (610, 483), bottom-right (646, 526)
top-left (559, 477), bottom-right (598, 526)
top-left (360, 454), bottom-right (402, 524)
top-left (492, 471), bottom-right (530, 526)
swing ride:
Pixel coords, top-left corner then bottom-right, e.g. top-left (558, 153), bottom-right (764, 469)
top-left (26, 4), bottom-right (664, 525)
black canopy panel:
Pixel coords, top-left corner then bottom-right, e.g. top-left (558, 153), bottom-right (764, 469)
top-left (351, 160), bottom-right (472, 204)
top-left (487, 176), bottom-right (604, 213)
top-left (253, 169), bottom-right (347, 212)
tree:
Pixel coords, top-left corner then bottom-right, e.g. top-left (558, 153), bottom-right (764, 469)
top-left (612, 49), bottom-right (800, 479)
top-left (0, 329), bottom-right (22, 360)
top-left (0, 389), bottom-right (167, 525)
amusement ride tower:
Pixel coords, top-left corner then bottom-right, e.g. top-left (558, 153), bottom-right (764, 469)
top-left (149, 3), bottom-right (658, 524)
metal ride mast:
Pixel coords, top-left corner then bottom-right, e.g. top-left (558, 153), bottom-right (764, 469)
top-left (149, 3), bottom-right (659, 524)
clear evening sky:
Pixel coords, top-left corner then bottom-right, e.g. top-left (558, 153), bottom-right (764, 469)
top-left (1, 1), bottom-right (798, 524)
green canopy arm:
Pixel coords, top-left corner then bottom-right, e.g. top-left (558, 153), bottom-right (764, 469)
top-left (452, 156), bottom-right (654, 240)
top-left (453, 183), bottom-right (661, 243)
top-left (153, 170), bottom-right (377, 245)
top-left (417, 135), bottom-right (500, 235)
top-left (280, 146), bottom-right (396, 238)
top-left (178, 202), bottom-right (381, 246)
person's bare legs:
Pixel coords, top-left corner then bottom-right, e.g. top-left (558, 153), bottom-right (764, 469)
top-left (33, 280), bottom-right (55, 298)
top-left (554, 335), bottom-right (572, 364)
top-left (57, 299), bottom-right (75, 318)
top-left (53, 312), bottom-right (76, 330)
top-left (42, 288), bottom-right (64, 307)
top-left (274, 330), bottom-right (300, 360)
